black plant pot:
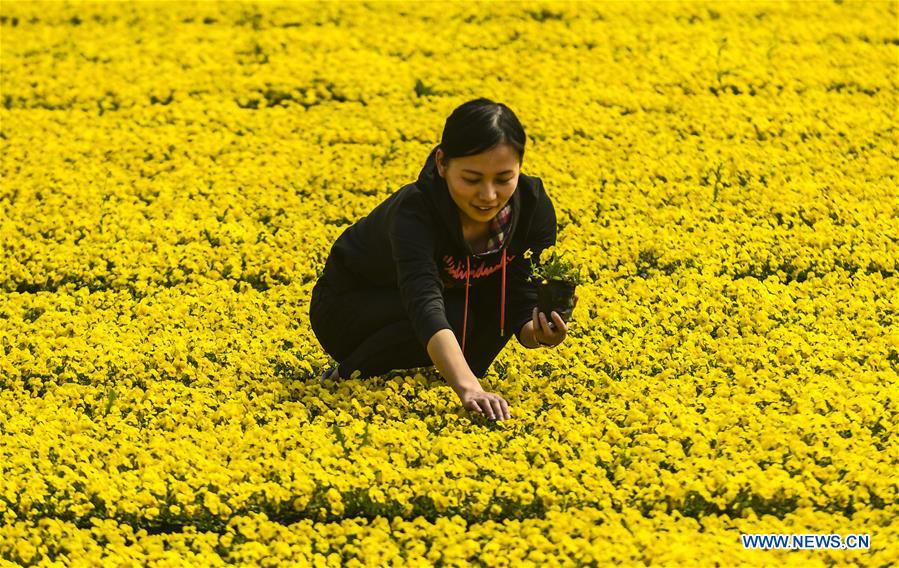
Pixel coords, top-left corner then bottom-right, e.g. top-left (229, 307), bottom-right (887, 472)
top-left (536, 279), bottom-right (577, 322)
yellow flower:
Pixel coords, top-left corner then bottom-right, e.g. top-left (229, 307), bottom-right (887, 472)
top-left (0, 1), bottom-right (893, 558)
top-left (538, 245), bottom-right (557, 265)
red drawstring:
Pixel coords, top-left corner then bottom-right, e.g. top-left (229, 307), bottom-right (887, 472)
top-left (462, 248), bottom-right (508, 351)
top-left (462, 256), bottom-right (470, 353)
top-left (500, 248), bottom-right (507, 336)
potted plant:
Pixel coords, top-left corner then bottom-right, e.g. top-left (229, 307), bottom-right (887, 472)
top-left (524, 245), bottom-right (584, 322)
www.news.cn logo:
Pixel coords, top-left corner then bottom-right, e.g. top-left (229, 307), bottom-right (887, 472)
top-left (741, 533), bottom-right (870, 550)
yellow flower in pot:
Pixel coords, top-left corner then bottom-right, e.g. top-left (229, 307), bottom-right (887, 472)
top-left (524, 245), bottom-right (584, 322)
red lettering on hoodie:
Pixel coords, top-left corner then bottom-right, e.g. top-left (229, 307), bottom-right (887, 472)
top-left (441, 253), bottom-right (516, 287)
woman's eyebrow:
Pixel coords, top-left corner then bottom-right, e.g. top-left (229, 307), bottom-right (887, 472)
top-left (462, 169), bottom-right (515, 175)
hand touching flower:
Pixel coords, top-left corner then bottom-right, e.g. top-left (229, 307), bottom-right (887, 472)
top-left (459, 388), bottom-right (511, 421)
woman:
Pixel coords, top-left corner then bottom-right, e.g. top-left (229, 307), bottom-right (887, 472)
top-left (309, 98), bottom-right (576, 422)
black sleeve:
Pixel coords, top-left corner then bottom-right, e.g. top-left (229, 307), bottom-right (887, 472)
top-left (507, 179), bottom-right (557, 342)
top-left (388, 192), bottom-right (454, 349)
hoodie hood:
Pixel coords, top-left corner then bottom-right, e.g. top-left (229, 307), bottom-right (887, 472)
top-left (414, 144), bottom-right (534, 352)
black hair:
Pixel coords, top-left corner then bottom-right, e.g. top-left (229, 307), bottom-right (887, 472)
top-left (437, 98), bottom-right (527, 168)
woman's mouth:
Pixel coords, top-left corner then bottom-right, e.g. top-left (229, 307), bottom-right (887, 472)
top-left (474, 205), bottom-right (496, 212)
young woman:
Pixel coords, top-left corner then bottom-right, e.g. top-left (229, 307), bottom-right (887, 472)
top-left (309, 98), bottom-right (577, 421)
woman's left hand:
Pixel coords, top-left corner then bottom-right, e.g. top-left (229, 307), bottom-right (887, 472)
top-left (532, 294), bottom-right (578, 348)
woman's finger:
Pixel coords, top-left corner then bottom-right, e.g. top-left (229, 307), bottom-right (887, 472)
top-left (551, 311), bottom-right (568, 333)
top-left (489, 398), bottom-right (503, 421)
top-left (481, 398), bottom-right (496, 419)
top-left (534, 307), bottom-right (547, 337)
top-left (548, 311), bottom-right (563, 334)
top-left (498, 397), bottom-right (511, 420)
top-left (471, 400), bottom-right (484, 416)
top-left (539, 310), bottom-right (552, 336)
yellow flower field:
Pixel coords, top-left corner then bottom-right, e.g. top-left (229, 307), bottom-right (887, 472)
top-left (1, 0), bottom-right (897, 565)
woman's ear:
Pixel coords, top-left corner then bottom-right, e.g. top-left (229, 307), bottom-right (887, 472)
top-left (435, 148), bottom-right (445, 178)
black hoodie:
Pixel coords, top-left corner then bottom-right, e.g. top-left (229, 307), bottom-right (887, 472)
top-left (319, 144), bottom-right (557, 353)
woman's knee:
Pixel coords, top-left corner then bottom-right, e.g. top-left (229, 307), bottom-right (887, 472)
top-left (339, 318), bottom-right (432, 379)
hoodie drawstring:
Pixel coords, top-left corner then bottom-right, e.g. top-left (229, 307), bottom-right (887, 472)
top-left (500, 248), bottom-right (507, 337)
top-left (462, 249), bottom-right (508, 353)
top-left (462, 257), bottom-right (470, 353)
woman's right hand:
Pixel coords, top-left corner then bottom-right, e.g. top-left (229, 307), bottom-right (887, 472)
top-left (459, 388), bottom-right (511, 421)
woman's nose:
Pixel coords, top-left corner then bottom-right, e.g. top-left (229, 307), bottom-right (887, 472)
top-left (480, 185), bottom-right (498, 201)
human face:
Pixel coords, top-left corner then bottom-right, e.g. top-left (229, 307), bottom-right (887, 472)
top-left (435, 143), bottom-right (520, 227)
